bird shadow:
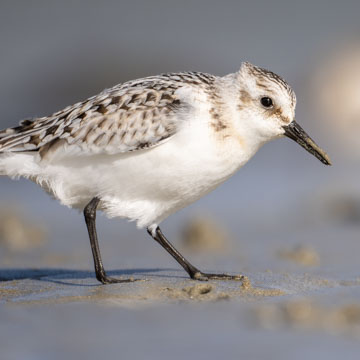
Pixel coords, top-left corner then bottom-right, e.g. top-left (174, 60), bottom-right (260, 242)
top-left (0, 267), bottom-right (187, 287)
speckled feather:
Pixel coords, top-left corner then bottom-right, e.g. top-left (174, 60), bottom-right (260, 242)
top-left (0, 72), bottom-right (216, 158)
top-left (245, 63), bottom-right (296, 107)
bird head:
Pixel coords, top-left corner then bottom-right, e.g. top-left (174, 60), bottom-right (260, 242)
top-left (236, 62), bottom-right (331, 165)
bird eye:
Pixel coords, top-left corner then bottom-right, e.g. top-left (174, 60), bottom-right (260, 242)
top-left (260, 97), bottom-right (273, 108)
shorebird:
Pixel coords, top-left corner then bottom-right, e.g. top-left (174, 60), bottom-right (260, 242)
top-left (0, 62), bottom-right (331, 284)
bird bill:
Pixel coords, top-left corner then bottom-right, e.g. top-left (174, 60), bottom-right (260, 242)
top-left (283, 121), bottom-right (332, 166)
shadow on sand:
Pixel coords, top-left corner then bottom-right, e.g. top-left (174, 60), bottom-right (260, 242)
top-left (0, 267), bottom-right (186, 286)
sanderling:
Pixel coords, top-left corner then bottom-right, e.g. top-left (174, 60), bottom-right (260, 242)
top-left (0, 62), bottom-right (331, 284)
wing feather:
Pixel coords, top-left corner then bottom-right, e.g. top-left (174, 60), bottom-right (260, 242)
top-left (0, 73), bottom-right (202, 159)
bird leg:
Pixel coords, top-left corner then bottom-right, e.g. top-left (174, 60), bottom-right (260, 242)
top-left (84, 197), bottom-right (137, 284)
top-left (147, 226), bottom-right (244, 281)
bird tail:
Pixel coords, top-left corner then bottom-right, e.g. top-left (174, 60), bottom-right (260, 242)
top-left (0, 118), bottom-right (39, 153)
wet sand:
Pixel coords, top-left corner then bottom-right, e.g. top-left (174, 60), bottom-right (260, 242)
top-left (1, 158), bottom-right (360, 360)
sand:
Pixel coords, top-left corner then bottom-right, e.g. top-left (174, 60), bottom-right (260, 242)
top-left (0, 161), bottom-right (360, 360)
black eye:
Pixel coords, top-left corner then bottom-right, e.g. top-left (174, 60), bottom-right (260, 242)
top-left (260, 97), bottom-right (273, 108)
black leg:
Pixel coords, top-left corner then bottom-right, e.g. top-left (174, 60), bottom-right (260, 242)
top-left (147, 226), bottom-right (244, 281)
top-left (84, 197), bottom-right (137, 284)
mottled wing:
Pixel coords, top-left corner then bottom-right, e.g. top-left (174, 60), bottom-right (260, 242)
top-left (0, 75), bottom-right (193, 159)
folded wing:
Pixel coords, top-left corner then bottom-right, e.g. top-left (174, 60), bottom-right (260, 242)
top-left (0, 74), bottom-right (193, 160)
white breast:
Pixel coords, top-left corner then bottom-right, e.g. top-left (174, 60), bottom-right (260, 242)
top-left (0, 87), bottom-right (257, 228)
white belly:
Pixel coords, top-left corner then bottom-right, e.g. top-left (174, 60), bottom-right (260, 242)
top-left (0, 120), bottom-right (257, 228)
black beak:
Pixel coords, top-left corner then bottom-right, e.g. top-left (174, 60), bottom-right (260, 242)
top-left (283, 121), bottom-right (332, 166)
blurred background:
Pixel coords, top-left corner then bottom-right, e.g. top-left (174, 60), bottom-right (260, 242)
top-left (0, 1), bottom-right (360, 359)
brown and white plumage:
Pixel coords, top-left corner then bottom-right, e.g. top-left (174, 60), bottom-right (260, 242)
top-left (0, 61), bottom-right (332, 284)
top-left (0, 62), bottom-right (329, 229)
top-left (0, 72), bottom-right (215, 160)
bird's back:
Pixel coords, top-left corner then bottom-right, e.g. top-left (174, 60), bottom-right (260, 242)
top-left (0, 72), bottom-right (216, 161)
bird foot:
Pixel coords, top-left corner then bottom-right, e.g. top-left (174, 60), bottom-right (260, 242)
top-left (96, 272), bottom-right (145, 285)
top-left (191, 271), bottom-right (245, 282)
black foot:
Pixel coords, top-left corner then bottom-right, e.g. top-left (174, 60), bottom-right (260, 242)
top-left (148, 226), bottom-right (245, 283)
top-left (96, 271), bottom-right (139, 285)
top-left (191, 271), bottom-right (245, 282)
